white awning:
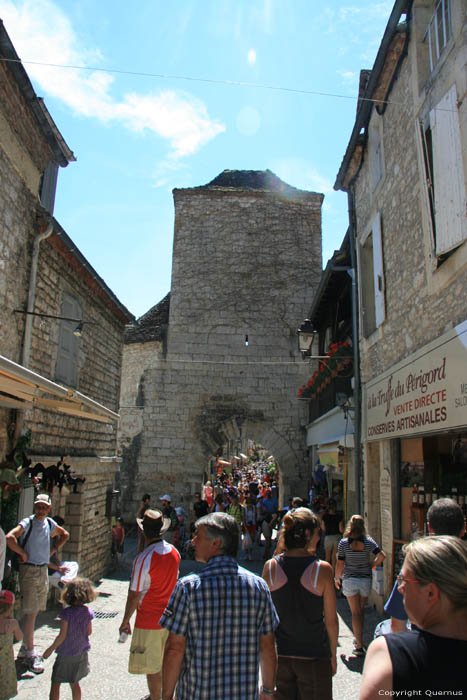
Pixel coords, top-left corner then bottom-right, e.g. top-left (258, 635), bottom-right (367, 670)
top-left (318, 434), bottom-right (354, 449)
top-left (0, 355), bottom-right (119, 424)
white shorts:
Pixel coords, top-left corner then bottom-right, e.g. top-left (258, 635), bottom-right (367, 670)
top-left (342, 577), bottom-right (371, 598)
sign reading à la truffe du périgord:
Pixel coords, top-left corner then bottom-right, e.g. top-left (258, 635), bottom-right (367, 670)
top-left (362, 320), bottom-right (467, 442)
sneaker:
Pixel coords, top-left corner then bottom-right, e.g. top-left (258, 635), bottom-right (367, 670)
top-left (17, 644), bottom-right (28, 658)
top-left (26, 654), bottom-right (44, 674)
top-left (353, 646), bottom-right (367, 657)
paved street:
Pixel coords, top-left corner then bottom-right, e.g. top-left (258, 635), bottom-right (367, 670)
top-left (15, 538), bottom-right (382, 699)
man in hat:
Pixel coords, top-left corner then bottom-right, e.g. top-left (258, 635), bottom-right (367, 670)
top-left (119, 508), bottom-right (180, 700)
top-left (6, 493), bottom-right (69, 672)
top-left (159, 494), bottom-right (179, 546)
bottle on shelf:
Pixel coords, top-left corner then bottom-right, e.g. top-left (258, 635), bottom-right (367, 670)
top-left (412, 484), bottom-right (419, 507)
top-left (418, 485), bottom-right (425, 507)
top-left (451, 487), bottom-right (458, 503)
top-left (432, 487), bottom-right (438, 502)
top-left (459, 493), bottom-right (465, 507)
top-left (425, 489), bottom-right (432, 507)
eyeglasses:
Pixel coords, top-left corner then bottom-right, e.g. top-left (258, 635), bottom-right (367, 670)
top-left (396, 574), bottom-right (422, 587)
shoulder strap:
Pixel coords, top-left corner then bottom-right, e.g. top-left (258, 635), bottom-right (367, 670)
top-left (21, 515), bottom-right (34, 548)
top-left (47, 517), bottom-right (54, 533)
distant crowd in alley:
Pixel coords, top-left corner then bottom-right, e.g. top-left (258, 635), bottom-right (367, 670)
top-left (1, 457), bottom-right (467, 700)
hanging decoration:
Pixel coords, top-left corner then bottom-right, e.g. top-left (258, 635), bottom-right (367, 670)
top-left (297, 340), bottom-right (353, 400)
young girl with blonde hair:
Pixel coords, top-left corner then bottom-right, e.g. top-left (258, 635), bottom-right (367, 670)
top-left (43, 578), bottom-right (97, 700)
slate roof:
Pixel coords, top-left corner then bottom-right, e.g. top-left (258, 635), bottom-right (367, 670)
top-left (124, 293), bottom-right (170, 344)
top-left (176, 169), bottom-right (321, 199)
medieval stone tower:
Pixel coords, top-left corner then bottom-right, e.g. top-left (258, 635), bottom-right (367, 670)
top-left (118, 170), bottom-right (323, 517)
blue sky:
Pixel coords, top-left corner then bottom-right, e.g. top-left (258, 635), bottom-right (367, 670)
top-left (1, 0), bottom-right (394, 317)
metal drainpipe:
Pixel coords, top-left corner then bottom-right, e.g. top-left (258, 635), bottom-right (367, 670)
top-left (22, 221), bottom-right (54, 368)
top-left (347, 188), bottom-right (363, 514)
top-left (14, 221), bottom-right (54, 444)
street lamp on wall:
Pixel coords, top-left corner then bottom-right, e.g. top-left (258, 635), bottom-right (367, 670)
top-left (297, 318), bottom-right (318, 358)
top-left (14, 309), bottom-right (89, 338)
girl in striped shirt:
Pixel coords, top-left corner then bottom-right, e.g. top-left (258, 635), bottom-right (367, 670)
top-left (335, 515), bottom-right (385, 656)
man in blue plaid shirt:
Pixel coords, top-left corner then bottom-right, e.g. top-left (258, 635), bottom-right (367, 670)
top-left (160, 512), bottom-right (279, 700)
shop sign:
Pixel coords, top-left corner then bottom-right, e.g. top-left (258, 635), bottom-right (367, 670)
top-left (363, 321), bottom-right (467, 442)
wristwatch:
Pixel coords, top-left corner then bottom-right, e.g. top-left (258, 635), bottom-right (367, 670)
top-left (261, 686), bottom-right (277, 695)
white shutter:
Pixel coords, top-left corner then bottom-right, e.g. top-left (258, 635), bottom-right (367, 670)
top-left (372, 213), bottom-right (385, 327)
top-left (430, 84), bottom-right (467, 255)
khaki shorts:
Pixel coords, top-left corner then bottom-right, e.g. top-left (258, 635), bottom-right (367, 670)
top-left (19, 564), bottom-right (48, 614)
top-left (128, 627), bottom-right (169, 675)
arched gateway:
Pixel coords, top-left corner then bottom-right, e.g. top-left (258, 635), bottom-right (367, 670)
top-left (118, 170), bottom-right (323, 518)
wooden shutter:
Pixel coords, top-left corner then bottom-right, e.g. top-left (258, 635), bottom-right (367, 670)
top-left (372, 213), bottom-right (385, 327)
top-left (430, 84), bottom-right (467, 255)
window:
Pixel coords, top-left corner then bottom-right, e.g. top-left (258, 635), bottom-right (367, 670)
top-left (55, 294), bottom-right (81, 387)
top-left (417, 84), bottom-right (466, 259)
top-left (424, 0), bottom-right (452, 73)
top-left (360, 213), bottom-right (385, 338)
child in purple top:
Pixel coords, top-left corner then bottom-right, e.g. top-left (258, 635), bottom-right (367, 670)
top-left (43, 578), bottom-right (97, 700)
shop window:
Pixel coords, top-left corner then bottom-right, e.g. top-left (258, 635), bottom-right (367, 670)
top-left (359, 213), bottom-right (385, 338)
top-left (417, 84), bottom-right (466, 262)
top-left (55, 294), bottom-right (81, 387)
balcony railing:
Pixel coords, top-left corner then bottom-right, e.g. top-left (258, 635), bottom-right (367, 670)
top-left (308, 375), bottom-right (353, 424)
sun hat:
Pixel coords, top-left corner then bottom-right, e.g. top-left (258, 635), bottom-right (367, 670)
top-left (34, 493), bottom-right (52, 506)
top-left (137, 508), bottom-right (171, 537)
top-left (159, 494), bottom-right (171, 502)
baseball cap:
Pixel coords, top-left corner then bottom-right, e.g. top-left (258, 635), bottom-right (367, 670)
top-left (159, 494), bottom-right (171, 502)
top-left (34, 493), bottom-right (52, 506)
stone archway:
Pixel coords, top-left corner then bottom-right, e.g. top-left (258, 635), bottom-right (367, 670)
top-left (118, 170), bottom-right (322, 517)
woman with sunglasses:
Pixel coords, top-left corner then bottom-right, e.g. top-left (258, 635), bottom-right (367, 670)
top-left (262, 507), bottom-right (338, 700)
top-left (360, 536), bottom-right (467, 698)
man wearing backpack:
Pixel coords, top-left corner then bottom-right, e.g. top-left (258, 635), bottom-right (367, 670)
top-left (6, 493), bottom-right (69, 672)
top-left (159, 495), bottom-right (179, 546)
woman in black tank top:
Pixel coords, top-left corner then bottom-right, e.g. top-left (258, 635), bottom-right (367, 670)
top-left (262, 507), bottom-right (338, 700)
top-left (360, 536), bottom-right (467, 698)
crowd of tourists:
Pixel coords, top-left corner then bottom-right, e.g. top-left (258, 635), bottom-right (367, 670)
top-left (1, 465), bottom-right (467, 699)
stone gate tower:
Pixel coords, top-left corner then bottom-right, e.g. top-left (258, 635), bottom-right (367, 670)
top-left (119, 170), bottom-right (323, 516)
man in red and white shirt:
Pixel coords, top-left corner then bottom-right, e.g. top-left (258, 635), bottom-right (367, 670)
top-left (119, 509), bottom-right (180, 700)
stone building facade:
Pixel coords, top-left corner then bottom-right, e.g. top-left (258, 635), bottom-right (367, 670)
top-left (119, 170), bottom-right (323, 518)
top-left (335, 0), bottom-right (467, 605)
top-left (0, 22), bottom-right (133, 581)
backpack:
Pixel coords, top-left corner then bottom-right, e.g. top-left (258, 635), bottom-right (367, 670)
top-left (167, 506), bottom-right (179, 531)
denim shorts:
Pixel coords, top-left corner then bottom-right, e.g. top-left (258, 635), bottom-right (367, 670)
top-left (342, 576), bottom-right (371, 598)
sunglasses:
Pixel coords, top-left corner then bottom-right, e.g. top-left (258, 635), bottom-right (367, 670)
top-left (396, 574), bottom-right (422, 587)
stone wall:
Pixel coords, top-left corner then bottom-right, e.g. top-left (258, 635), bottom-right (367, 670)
top-left (22, 231), bottom-right (126, 457)
top-left (355, 12), bottom-right (467, 386)
top-left (33, 455), bottom-right (119, 580)
top-left (119, 174), bottom-right (323, 519)
top-left (349, 4), bottom-right (467, 601)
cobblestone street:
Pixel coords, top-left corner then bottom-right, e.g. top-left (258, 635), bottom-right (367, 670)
top-left (15, 538), bottom-right (382, 700)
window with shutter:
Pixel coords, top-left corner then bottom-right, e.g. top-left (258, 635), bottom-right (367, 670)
top-left (417, 84), bottom-right (466, 261)
top-left (360, 213), bottom-right (385, 338)
top-left (55, 294), bottom-right (81, 387)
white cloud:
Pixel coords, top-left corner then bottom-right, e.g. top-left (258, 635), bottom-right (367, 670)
top-left (0, 0), bottom-right (225, 157)
top-left (270, 158), bottom-right (334, 196)
top-left (338, 70), bottom-right (357, 86)
top-left (247, 49), bottom-right (257, 66)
